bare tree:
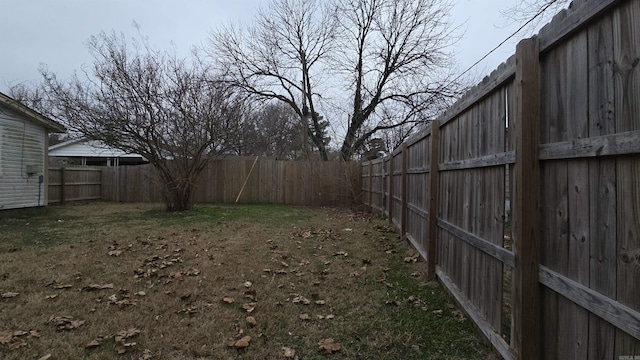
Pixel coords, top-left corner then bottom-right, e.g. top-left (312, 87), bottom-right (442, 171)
top-left (211, 0), bottom-right (338, 160)
top-left (210, 0), bottom-right (461, 161)
top-left (40, 31), bottom-right (242, 211)
top-left (335, 0), bottom-right (460, 160)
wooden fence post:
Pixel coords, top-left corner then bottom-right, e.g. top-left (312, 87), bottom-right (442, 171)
top-left (60, 166), bottom-right (66, 205)
top-left (388, 155), bottom-right (394, 225)
top-left (427, 120), bottom-right (441, 279)
top-left (401, 143), bottom-right (408, 239)
top-left (368, 162), bottom-right (373, 211)
top-left (513, 37), bottom-right (541, 360)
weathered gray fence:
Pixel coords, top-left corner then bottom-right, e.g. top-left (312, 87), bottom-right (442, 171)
top-left (100, 158), bottom-right (361, 206)
top-left (48, 166), bottom-right (102, 204)
top-left (362, 0), bottom-right (640, 358)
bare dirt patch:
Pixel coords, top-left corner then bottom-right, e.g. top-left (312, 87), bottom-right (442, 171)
top-left (0, 202), bottom-right (493, 359)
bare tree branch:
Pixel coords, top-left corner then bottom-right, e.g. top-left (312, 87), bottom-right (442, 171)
top-left (38, 31), bottom-right (243, 211)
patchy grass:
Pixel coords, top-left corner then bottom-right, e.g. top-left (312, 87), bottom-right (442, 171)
top-left (0, 202), bottom-right (494, 359)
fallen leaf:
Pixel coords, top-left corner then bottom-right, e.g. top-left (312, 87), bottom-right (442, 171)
top-left (52, 283), bottom-right (73, 289)
top-left (82, 283), bottom-right (115, 291)
top-left (246, 316), bottom-right (257, 327)
top-left (85, 338), bottom-right (103, 348)
top-left (243, 281), bottom-right (252, 288)
top-left (37, 354), bottom-right (52, 360)
top-left (49, 315), bottom-right (85, 331)
top-left (242, 303), bottom-right (256, 313)
top-left (333, 251), bottom-right (348, 257)
top-left (1, 292), bottom-right (19, 298)
top-left (222, 297), bottom-right (234, 304)
top-left (45, 294), bottom-right (58, 299)
top-left (140, 349), bottom-right (154, 360)
top-left (114, 328), bottom-right (141, 354)
top-left (318, 338), bottom-right (341, 354)
top-left (0, 330), bottom-right (13, 344)
top-left (281, 261), bottom-right (289, 267)
top-left (229, 336), bottom-right (251, 349)
top-left (244, 289), bottom-right (257, 301)
top-left (29, 330), bottom-right (41, 338)
top-left (12, 330), bottom-right (27, 337)
top-left (407, 296), bottom-right (422, 306)
top-left (108, 250), bottom-right (122, 257)
top-left (326, 314), bottom-right (335, 319)
top-left (184, 268), bottom-right (200, 276)
top-left (404, 253), bottom-right (419, 263)
top-left (452, 309), bottom-right (467, 322)
top-left (177, 306), bottom-right (198, 315)
top-left (315, 300), bottom-right (326, 305)
top-left (8, 337), bottom-right (26, 350)
top-left (299, 313), bottom-right (310, 321)
top-left (432, 309), bottom-right (443, 315)
top-left (283, 346), bottom-right (296, 358)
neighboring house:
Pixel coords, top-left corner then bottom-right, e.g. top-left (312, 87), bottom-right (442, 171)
top-left (0, 92), bottom-right (66, 210)
top-left (49, 138), bottom-right (148, 167)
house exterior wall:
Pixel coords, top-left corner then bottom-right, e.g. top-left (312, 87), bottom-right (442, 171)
top-left (0, 107), bottom-right (48, 209)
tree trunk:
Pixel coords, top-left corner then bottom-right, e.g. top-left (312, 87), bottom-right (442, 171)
top-left (163, 180), bottom-right (194, 212)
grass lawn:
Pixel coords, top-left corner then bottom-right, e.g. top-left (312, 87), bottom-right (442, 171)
top-left (0, 202), bottom-right (495, 359)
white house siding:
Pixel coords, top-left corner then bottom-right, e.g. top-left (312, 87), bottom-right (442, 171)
top-left (0, 108), bottom-right (47, 209)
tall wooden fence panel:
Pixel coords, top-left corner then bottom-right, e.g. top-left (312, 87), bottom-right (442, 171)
top-left (48, 166), bottom-right (102, 204)
top-left (101, 158), bottom-right (360, 206)
top-left (361, 0), bottom-right (640, 359)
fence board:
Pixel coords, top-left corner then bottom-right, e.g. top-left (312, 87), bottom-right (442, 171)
top-left (614, 1), bottom-right (640, 356)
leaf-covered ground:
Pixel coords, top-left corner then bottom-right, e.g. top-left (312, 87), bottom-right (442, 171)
top-left (0, 203), bottom-right (496, 359)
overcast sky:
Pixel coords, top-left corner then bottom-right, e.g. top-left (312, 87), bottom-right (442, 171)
top-left (0, 0), bottom-right (546, 94)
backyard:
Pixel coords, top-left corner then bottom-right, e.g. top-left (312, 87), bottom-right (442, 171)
top-left (0, 203), bottom-right (493, 359)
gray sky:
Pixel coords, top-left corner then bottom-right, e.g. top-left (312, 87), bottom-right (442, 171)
top-left (0, 0), bottom-right (539, 94)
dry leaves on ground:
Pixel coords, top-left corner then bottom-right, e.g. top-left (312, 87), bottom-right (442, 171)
top-left (114, 328), bottom-right (141, 354)
top-left (227, 335), bottom-right (252, 349)
top-left (49, 315), bottom-right (85, 331)
top-left (318, 338), bottom-right (341, 354)
top-left (404, 253), bottom-right (419, 263)
top-left (81, 283), bottom-right (114, 291)
top-left (283, 346), bottom-right (296, 358)
top-left (0, 330), bottom-right (27, 350)
top-left (246, 316), bottom-right (257, 327)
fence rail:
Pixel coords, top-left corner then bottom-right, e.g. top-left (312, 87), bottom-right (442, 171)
top-left (361, 0), bottom-right (640, 358)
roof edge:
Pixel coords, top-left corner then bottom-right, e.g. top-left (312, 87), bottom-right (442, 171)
top-left (0, 91), bottom-right (66, 132)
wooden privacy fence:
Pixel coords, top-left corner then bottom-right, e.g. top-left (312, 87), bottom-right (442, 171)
top-left (48, 166), bottom-right (102, 204)
top-left (362, 0), bottom-right (640, 359)
top-left (101, 157), bottom-right (361, 206)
